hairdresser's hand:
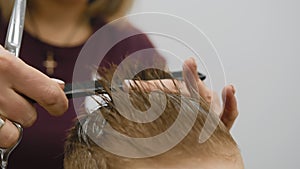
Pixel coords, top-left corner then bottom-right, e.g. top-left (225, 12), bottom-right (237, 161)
top-left (182, 58), bottom-right (238, 130)
top-left (0, 46), bottom-right (68, 148)
top-left (125, 58), bottom-right (238, 130)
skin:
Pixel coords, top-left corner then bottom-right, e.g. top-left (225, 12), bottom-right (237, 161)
top-left (25, 0), bottom-right (92, 46)
top-left (0, 0), bottom-right (239, 149)
top-left (0, 0), bottom-right (90, 148)
top-left (123, 147), bottom-right (244, 169)
top-left (125, 58), bottom-right (239, 130)
top-left (183, 58), bottom-right (239, 130)
top-left (127, 157), bottom-right (244, 169)
top-left (0, 46), bottom-right (68, 148)
top-left (27, 0), bottom-right (239, 129)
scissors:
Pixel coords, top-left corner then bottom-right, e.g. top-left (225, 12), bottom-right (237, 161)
top-left (1, 0), bottom-right (206, 168)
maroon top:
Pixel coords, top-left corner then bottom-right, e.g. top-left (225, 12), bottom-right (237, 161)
top-left (0, 14), bottom-right (163, 169)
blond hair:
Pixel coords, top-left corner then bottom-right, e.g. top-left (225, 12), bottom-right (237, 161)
top-left (0, 0), bottom-right (134, 22)
top-left (64, 68), bottom-right (240, 169)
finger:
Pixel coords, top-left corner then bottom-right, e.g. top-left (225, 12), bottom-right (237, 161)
top-left (182, 58), bottom-right (199, 98)
top-left (221, 85), bottom-right (239, 130)
top-left (211, 91), bottom-right (222, 115)
top-left (0, 54), bottom-right (68, 116)
top-left (0, 119), bottom-right (20, 148)
top-left (183, 58), bottom-right (211, 100)
top-left (0, 88), bottom-right (37, 127)
top-left (123, 58), bottom-right (210, 98)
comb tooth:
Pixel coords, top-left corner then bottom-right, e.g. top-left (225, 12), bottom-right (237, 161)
top-left (171, 71), bottom-right (206, 81)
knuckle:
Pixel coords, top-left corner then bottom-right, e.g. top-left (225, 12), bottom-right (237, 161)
top-left (0, 97), bottom-right (7, 110)
top-left (5, 129), bottom-right (19, 148)
top-left (225, 111), bottom-right (239, 122)
top-left (205, 91), bottom-right (218, 104)
top-left (41, 85), bottom-right (68, 116)
top-left (0, 121), bottom-right (19, 148)
top-left (205, 93), bottom-right (213, 103)
top-left (42, 86), bottom-right (61, 106)
top-left (22, 112), bottom-right (37, 127)
top-left (6, 97), bottom-right (37, 127)
top-left (0, 54), bottom-right (14, 73)
top-left (232, 110), bottom-right (239, 119)
top-left (56, 100), bottom-right (68, 116)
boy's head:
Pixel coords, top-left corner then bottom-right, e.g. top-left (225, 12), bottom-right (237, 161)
top-left (64, 69), bottom-right (244, 169)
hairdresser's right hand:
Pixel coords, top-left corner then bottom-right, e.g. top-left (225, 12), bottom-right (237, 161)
top-left (0, 46), bottom-right (68, 148)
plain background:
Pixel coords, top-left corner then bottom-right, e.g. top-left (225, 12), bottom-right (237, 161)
top-left (128, 0), bottom-right (300, 168)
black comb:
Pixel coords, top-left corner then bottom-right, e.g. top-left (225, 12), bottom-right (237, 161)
top-left (64, 71), bottom-right (206, 99)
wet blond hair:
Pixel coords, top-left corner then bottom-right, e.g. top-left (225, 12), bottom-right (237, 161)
top-left (64, 68), bottom-right (240, 169)
top-left (0, 0), bottom-right (134, 22)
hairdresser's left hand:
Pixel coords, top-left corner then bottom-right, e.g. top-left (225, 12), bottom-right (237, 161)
top-left (182, 58), bottom-right (238, 130)
top-left (125, 58), bottom-right (239, 130)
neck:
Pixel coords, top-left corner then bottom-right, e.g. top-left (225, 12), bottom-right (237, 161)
top-left (29, 0), bottom-right (87, 26)
top-left (25, 0), bottom-right (92, 47)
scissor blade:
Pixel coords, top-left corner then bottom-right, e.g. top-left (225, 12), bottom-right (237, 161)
top-left (5, 0), bottom-right (26, 57)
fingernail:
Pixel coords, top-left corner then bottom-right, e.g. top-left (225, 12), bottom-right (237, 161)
top-left (123, 79), bottom-right (135, 91)
top-left (51, 78), bottom-right (65, 85)
top-left (230, 84), bottom-right (236, 95)
top-left (190, 57), bottom-right (196, 63)
top-left (124, 79), bottom-right (132, 87)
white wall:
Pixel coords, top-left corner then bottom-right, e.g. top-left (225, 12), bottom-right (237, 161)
top-left (129, 0), bottom-right (300, 168)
